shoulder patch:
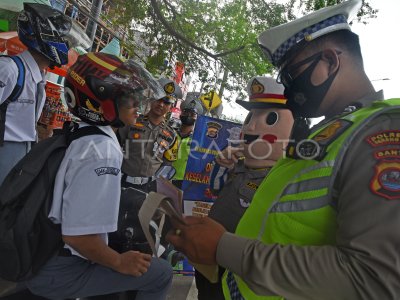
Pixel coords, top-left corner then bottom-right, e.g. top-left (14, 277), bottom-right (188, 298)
top-left (246, 182), bottom-right (258, 190)
top-left (366, 130), bottom-right (400, 147)
top-left (312, 119), bottom-right (353, 146)
top-left (370, 160), bottom-right (400, 200)
top-left (134, 122), bottom-right (144, 128)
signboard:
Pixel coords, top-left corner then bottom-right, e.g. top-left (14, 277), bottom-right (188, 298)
top-left (181, 115), bottom-right (241, 216)
top-left (200, 90), bottom-right (222, 111)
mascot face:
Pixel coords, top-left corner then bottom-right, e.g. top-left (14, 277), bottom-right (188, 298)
top-left (241, 108), bottom-right (293, 168)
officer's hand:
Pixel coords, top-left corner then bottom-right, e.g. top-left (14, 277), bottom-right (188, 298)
top-left (116, 251), bottom-right (152, 277)
top-left (166, 216), bottom-right (226, 265)
top-left (215, 146), bottom-right (244, 169)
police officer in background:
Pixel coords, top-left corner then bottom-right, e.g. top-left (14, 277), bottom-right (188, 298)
top-left (0, 3), bottom-right (71, 185)
top-left (167, 0), bottom-right (400, 299)
top-left (118, 77), bottom-right (180, 192)
top-left (171, 99), bottom-right (204, 189)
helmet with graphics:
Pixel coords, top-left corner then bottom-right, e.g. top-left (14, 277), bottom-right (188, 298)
top-left (64, 52), bottom-right (166, 127)
top-left (17, 3), bottom-right (72, 67)
top-left (157, 77), bottom-right (182, 104)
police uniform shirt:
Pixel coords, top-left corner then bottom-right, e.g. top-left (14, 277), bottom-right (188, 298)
top-left (216, 92), bottom-right (400, 299)
top-left (208, 160), bottom-right (270, 233)
top-left (119, 115), bottom-right (178, 177)
top-left (49, 123), bottom-right (122, 258)
top-left (0, 51), bottom-right (46, 142)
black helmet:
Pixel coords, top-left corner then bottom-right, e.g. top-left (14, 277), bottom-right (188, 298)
top-left (17, 3), bottom-right (71, 67)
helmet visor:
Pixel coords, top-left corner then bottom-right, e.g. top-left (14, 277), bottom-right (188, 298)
top-left (104, 59), bottom-right (166, 107)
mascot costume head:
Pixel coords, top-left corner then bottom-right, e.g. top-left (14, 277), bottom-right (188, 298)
top-left (236, 76), bottom-right (294, 168)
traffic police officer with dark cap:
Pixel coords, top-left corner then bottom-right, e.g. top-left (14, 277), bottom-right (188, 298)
top-left (118, 77), bottom-right (180, 192)
top-left (171, 98), bottom-right (204, 189)
top-left (167, 0), bottom-right (400, 299)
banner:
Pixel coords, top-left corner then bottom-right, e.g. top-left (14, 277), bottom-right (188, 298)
top-left (181, 115), bottom-right (241, 216)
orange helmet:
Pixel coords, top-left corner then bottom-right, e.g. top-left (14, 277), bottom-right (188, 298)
top-left (64, 52), bottom-right (165, 126)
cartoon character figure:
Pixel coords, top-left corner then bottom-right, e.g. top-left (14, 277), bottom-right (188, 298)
top-left (195, 76), bottom-right (294, 300)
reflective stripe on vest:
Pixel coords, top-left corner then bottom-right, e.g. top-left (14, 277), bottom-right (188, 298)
top-left (223, 99), bottom-right (400, 300)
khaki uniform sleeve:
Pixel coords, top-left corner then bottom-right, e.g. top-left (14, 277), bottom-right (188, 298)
top-left (217, 113), bottom-right (400, 300)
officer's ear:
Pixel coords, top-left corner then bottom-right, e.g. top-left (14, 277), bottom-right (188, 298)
top-left (321, 49), bottom-right (340, 76)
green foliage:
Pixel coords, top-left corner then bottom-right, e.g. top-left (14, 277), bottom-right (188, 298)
top-left (107, 0), bottom-right (377, 99)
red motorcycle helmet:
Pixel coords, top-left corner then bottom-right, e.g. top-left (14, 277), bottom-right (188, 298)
top-left (64, 52), bottom-right (166, 127)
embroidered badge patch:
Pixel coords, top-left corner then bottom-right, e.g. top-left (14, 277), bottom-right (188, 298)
top-left (134, 122), bottom-right (144, 128)
top-left (374, 148), bottom-right (400, 160)
top-left (246, 182), bottom-right (258, 190)
top-left (370, 160), bottom-right (400, 200)
top-left (313, 119), bottom-right (353, 145)
top-left (366, 130), bottom-right (400, 147)
top-left (94, 167), bottom-right (120, 176)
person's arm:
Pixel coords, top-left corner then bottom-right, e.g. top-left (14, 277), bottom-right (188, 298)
top-left (0, 57), bottom-right (18, 103)
top-left (63, 234), bottom-right (151, 277)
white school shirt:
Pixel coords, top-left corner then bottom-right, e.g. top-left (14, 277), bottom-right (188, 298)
top-left (0, 51), bottom-right (46, 142)
top-left (49, 123), bottom-right (123, 258)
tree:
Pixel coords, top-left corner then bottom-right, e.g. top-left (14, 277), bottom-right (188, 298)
top-left (109, 0), bottom-right (377, 100)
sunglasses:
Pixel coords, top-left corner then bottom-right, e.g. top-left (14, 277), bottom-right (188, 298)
top-left (277, 52), bottom-right (323, 88)
top-left (277, 50), bottom-right (342, 88)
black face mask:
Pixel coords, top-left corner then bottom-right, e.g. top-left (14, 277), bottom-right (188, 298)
top-left (284, 56), bottom-right (339, 118)
top-left (180, 115), bottom-right (196, 125)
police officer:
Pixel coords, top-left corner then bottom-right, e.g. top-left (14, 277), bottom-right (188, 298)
top-left (0, 3), bottom-right (71, 185)
top-left (118, 77), bottom-right (180, 192)
top-left (195, 76), bottom-right (293, 300)
top-left (171, 99), bottom-right (204, 189)
top-left (167, 1), bottom-right (400, 299)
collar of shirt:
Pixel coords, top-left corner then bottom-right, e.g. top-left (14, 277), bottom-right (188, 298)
top-left (79, 122), bottom-right (121, 150)
top-left (18, 50), bottom-right (45, 84)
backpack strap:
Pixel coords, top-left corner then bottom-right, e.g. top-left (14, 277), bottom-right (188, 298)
top-left (61, 121), bottom-right (110, 145)
top-left (0, 55), bottom-right (26, 146)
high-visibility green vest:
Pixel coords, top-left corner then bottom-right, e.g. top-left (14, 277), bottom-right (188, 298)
top-left (222, 99), bottom-right (400, 300)
top-left (172, 135), bottom-right (192, 180)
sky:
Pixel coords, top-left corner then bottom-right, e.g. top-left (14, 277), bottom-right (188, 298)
top-left (222, 0), bottom-right (400, 122)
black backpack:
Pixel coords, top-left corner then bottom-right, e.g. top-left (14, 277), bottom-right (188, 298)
top-left (0, 122), bottom-right (109, 281)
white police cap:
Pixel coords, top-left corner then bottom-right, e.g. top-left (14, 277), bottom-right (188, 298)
top-left (258, 0), bottom-right (362, 66)
top-left (236, 76), bottom-right (287, 111)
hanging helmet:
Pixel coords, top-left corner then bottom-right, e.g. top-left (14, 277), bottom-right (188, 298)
top-left (158, 77), bottom-right (182, 104)
top-left (64, 52), bottom-right (166, 127)
top-left (180, 99), bottom-right (204, 115)
top-left (17, 3), bottom-right (72, 67)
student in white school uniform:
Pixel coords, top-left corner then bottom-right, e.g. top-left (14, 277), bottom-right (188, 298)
top-left (25, 52), bottom-right (173, 300)
top-left (0, 3), bottom-right (71, 185)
